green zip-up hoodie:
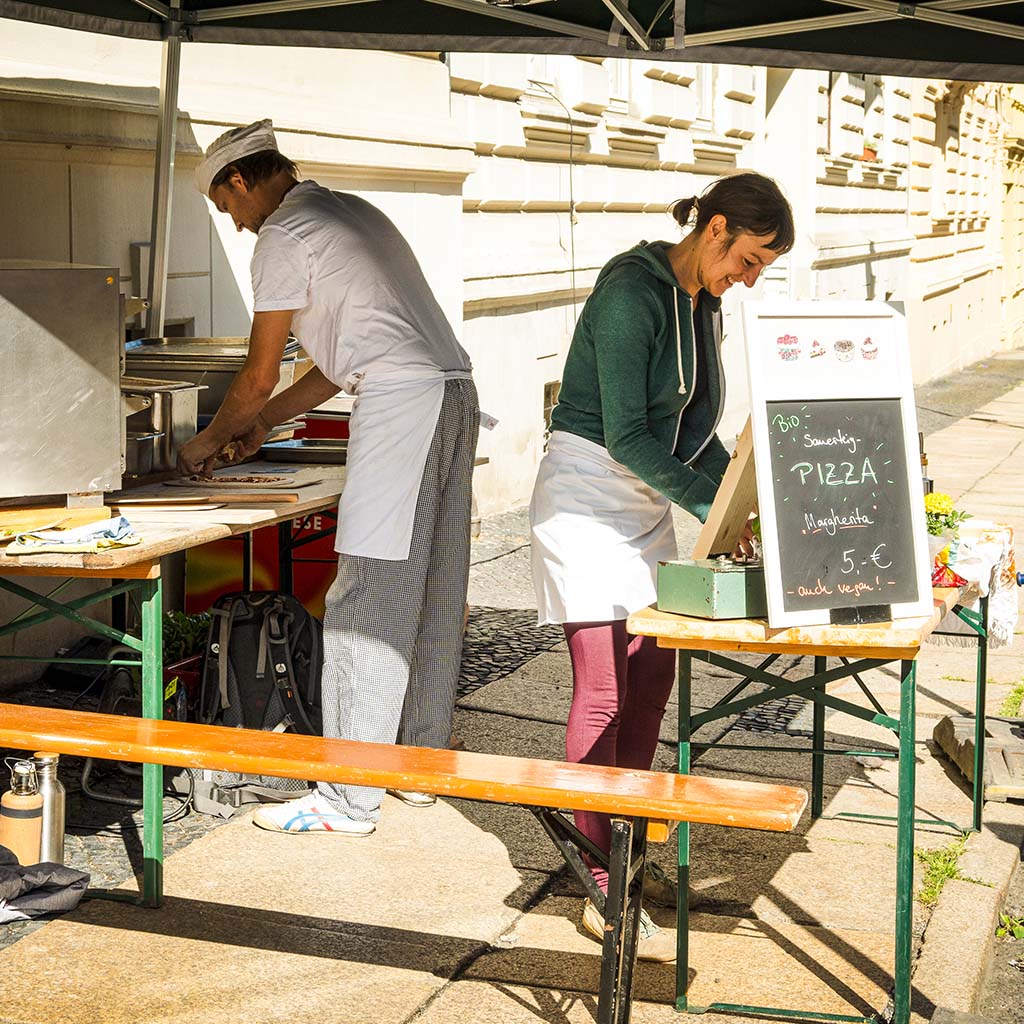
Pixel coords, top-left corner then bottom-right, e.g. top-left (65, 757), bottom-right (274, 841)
top-left (550, 241), bottom-right (732, 522)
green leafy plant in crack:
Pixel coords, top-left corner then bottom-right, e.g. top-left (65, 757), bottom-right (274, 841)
top-left (914, 836), bottom-right (986, 907)
top-left (999, 680), bottom-right (1024, 718)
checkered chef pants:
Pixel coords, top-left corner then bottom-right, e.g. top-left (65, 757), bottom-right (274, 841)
top-left (317, 378), bottom-right (480, 821)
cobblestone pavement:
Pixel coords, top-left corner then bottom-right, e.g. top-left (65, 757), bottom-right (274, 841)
top-left (2, 349), bottom-right (1022, 959)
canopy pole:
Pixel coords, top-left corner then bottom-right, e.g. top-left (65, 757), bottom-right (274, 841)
top-left (144, 6), bottom-right (183, 339)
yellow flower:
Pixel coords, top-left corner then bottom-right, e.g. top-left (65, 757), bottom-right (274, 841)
top-left (924, 492), bottom-right (953, 516)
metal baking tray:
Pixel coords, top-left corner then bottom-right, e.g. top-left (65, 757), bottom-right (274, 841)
top-left (259, 438), bottom-right (348, 464)
top-left (126, 337), bottom-right (300, 365)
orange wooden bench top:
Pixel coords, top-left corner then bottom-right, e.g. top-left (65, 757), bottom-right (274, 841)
top-left (0, 703), bottom-right (807, 833)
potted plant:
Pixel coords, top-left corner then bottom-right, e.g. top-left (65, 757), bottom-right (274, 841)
top-left (163, 610), bottom-right (211, 715)
top-left (924, 491), bottom-right (971, 564)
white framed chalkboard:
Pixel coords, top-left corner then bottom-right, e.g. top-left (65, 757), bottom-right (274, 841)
top-left (742, 301), bottom-right (933, 628)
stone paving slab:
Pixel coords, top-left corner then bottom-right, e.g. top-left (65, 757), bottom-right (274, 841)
top-left (463, 894), bottom-right (896, 1020)
top-left (0, 794), bottom-right (525, 1024)
top-left (0, 896), bottom-right (454, 1024)
top-left (690, 724), bottom-right (894, 789)
top-left (414, 979), bottom-right (737, 1024)
top-left (683, 827), bottom-right (928, 931)
top-left (825, 677), bottom-right (1017, 723)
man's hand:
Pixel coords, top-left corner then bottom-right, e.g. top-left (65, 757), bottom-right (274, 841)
top-left (178, 414), bottom-right (272, 476)
top-left (218, 417), bottom-right (271, 466)
top-left (177, 428), bottom-right (227, 478)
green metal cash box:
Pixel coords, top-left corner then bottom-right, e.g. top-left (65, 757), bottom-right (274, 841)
top-left (656, 557), bottom-right (768, 620)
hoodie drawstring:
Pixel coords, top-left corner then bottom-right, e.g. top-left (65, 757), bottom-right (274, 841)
top-left (674, 295), bottom-right (686, 395)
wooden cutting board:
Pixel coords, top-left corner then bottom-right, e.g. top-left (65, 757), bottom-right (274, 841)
top-left (157, 491), bottom-right (300, 504)
top-left (108, 495), bottom-right (226, 506)
top-left (0, 505), bottom-right (112, 536)
top-left (108, 503), bottom-right (225, 513)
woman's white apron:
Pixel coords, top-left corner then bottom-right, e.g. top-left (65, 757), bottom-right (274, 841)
top-left (529, 431), bottom-right (677, 625)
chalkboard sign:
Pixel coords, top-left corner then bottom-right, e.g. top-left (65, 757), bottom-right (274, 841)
top-left (744, 302), bottom-right (932, 627)
top-left (766, 398), bottom-right (917, 618)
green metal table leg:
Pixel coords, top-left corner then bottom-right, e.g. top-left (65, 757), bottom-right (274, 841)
top-left (140, 575), bottom-right (164, 908)
top-left (677, 651), bottom-right (692, 1012)
top-left (812, 656), bottom-right (826, 818)
top-left (972, 596), bottom-right (989, 835)
top-left (893, 659), bottom-right (917, 1024)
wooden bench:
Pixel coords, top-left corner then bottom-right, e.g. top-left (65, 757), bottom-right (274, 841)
top-left (0, 702), bottom-right (807, 1024)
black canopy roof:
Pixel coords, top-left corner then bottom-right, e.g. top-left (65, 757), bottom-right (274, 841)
top-left (3, 0), bottom-right (1024, 82)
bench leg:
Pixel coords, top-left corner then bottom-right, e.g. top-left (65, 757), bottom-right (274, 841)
top-left (530, 808), bottom-right (648, 1024)
top-left (600, 817), bottom-right (646, 1024)
top-left (140, 576), bottom-right (164, 908)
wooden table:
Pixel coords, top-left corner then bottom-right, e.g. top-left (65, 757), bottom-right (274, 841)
top-left (626, 589), bottom-right (961, 1024)
top-left (0, 464), bottom-right (345, 906)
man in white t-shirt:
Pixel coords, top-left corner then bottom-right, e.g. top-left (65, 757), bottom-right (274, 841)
top-left (180, 119), bottom-right (479, 836)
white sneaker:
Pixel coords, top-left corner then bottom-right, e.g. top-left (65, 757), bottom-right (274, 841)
top-left (387, 789), bottom-right (437, 807)
top-left (252, 793), bottom-right (375, 836)
top-left (581, 898), bottom-right (677, 963)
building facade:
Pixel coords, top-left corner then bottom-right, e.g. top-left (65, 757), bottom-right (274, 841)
top-left (1, 22), bottom-right (1022, 521)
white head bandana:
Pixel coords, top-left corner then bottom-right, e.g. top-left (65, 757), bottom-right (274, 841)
top-left (195, 118), bottom-right (279, 196)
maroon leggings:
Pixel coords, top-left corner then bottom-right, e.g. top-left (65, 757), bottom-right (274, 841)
top-left (563, 619), bottom-right (676, 892)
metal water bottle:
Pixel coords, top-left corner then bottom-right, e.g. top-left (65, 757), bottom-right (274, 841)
top-left (34, 751), bottom-right (66, 865)
top-left (0, 759), bottom-right (43, 866)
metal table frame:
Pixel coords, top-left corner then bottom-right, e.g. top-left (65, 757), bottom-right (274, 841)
top-left (0, 503), bottom-right (339, 909)
top-left (629, 590), bottom-right (987, 1024)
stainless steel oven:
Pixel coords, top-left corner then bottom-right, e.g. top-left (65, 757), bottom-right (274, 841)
top-left (0, 261), bottom-right (123, 501)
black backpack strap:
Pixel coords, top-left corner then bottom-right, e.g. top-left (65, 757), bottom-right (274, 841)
top-left (265, 599), bottom-right (317, 735)
top-left (215, 605), bottom-right (233, 712)
top-left (198, 603), bottom-right (235, 724)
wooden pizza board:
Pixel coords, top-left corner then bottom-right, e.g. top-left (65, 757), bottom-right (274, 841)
top-left (0, 505), bottom-right (112, 542)
top-left (157, 491), bottom-right (301, 503)
top-left (692, 417), bottom-right (757, 559)
top-left (107, 495), bottom-right (226, 506)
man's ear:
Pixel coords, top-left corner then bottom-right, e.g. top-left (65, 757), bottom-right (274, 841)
top-left (228, 168), bottom-right (250, 194)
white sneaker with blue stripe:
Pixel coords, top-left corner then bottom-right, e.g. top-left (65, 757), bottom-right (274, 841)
top-left (252, 793), bottom-right (375, 836)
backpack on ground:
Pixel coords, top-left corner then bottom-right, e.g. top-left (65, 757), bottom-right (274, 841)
top-left (174, 591), bottom-right (324, 818)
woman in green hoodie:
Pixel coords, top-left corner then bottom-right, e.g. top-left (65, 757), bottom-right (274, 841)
top-left (530, 172), bottom-right (794, 960)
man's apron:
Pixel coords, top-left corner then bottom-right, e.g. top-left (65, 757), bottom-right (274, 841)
top-left (338, 367), bottom-right (473, 561)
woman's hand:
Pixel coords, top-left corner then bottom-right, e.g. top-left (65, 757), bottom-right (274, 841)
top-left (732, 513), bottom-right (760, 559)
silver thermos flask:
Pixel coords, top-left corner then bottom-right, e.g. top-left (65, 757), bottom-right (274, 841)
top-left (34, 752), bottom-right (65, 865)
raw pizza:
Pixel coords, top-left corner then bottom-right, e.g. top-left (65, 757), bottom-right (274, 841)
top-left (165, 473), bottom-right (297, 490)
top-left (192, 474), bottom-right (290, 485)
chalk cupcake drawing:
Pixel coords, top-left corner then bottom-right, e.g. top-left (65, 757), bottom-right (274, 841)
top-left (834, 338), bottom-right (855, 362)
top-left (861, 336), bottom-right (878, 360)
top-left (776, 334), bottom-right (800, 361)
